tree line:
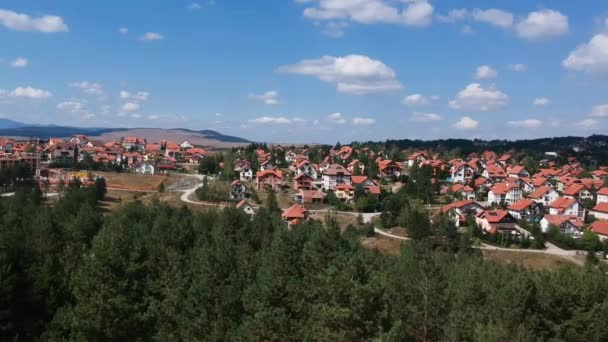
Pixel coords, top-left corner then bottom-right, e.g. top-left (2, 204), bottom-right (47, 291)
top-left (1, 185), bottom-right (608, 341)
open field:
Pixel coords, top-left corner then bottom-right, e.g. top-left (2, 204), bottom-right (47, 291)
top-left (310, 211), bottom-right (361, 230)
top-left (361, 236), bottom-right (404, 256)
top-left (99, 190), bottom-right (149, 213)
top-left (94, 171), bottom-right (166, 191)
top-left (482, 249), bottom-right (583, 270)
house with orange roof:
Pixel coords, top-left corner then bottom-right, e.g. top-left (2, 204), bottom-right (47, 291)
top-left (562, 183), bottom-right (594, 201)
top-left (475, 209), bottom-right (518, 234)
top-left (347, 159), bottom-right (364, 175)
top-left (441, 199), bottom-right (485, 227)
top-left (488, 182), bottom-right (522, 205)
top-left (407, 151), bottom-right (428, 167)
top-left (295, 189), bottom-right (325, 204)
top-left (589, 221), bottom-right (608, 241)
top-left (549, 197), bottom-right (585, 220)
top-left (230, 180), bottom-right (248, 200)
top-left (285, 150), bottom-right (297, 163)
top-left (156, 157), bottom-right (177, 171)
top-left (507, 165), bottom-right (529, 179)
top-left (377, 159), bottom-right (402, 178)
top-left (165, 142), bottom-right (181, 158)
top-left (497, 153), bottom-right (513, 166)
top-left (452, 183), bottom-right (475, 200)
top-left (351, 176), bottom-right (380, 197)
top-left (335, 183), bottom-right (356, 202)
top-left (597, 187), bottom-right (608, 205)
top-left (508, 199), bottom-right (542, 221)
top-left (121, 136), bottom-right (146, 151)
top-left (293, 173), bottom-right (314, 191)
top-left (322, 163), bottom-right (352, 191)
top-left (450, 161), bottom-right (474, 184)
top-left (282, 204), bottom-right (308, 225)
top-left (295, 159), bottom-right (318, 179)
top-left (591, 169), bottom-right (608, 180)
top-left (256, 169), bottom-right (283, 191)
top-left (482, 164), bottom-right (508, 182)
top-left (236, 199), bottom-right (256, 217)
top-left (540, 215), bottom-right (584, 237)
top-left (590, 202), bottom-right (608, 221)
top-left (527, 186), bottom-right (560, 206)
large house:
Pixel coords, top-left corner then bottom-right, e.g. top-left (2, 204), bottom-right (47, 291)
top-left (596, 187), bottom-right (608, 205)
top-left (475, 210), bottom-right (518, 234)
top-left (256, 170), bottom-right (283, 191)
top-left (507, 199), bottom-right (542, 222)
top-left (450, 161), bottom-right (474, 184)
top-left (296, 189), bottom-right (325, 204)
top-left (506, 165), bottom-right (530, 179)
top-left (589, 221), bottom-right (608, 241)
top-left (377, 160), bottom-right (402, 178)
top-left (441, 199), bottom-right (485, 227)
top-left (540, 215), bottom-right (584, 237)
top-left (482, 164), bottom-right (508, 182)
top-left (488, 182), bottom-right (522, 205)
top-left (548, 197), bottom-right (586, 221)
top-left (236, 200), bottom-right (256, 217)
top-left (282, 204), bottom-right (309, 226)
top-left (295, 160), bottom-right (318, 180)
top-left (590, 203), bottom-right (608, 221)
top-left (527, 186), bottom-right (559, 206)
top-left (230, 180), bottom-right (248, 200)
top-left (293, 173), bottom-right (314, 191)
top-left (322, 164), bottom-right (352, 191)
top-left (562, 183), bottom-right (594, 201)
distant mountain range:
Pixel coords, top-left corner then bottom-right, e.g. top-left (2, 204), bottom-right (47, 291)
top-left (0, 122), bottom-right (251, 146)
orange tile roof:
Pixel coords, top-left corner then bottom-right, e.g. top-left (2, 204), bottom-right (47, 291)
top-left (549, 197), bottom-right (576, 210)
top-left (480, 210), bottom-right (511, 223)
top-left (592, 203), bottom-right (608, 213)
top-left (563, 183), bottom-right (587, 196)
top-left (441, 199), bottom-right (476, 213)
top-left (528, 186), bottom-right (554, 199)
top-left (508, 199), bottom-right (535, 211)
top-left (282, 204), bottom-right (308, 219)
top-left (590, 221), bottom-right (608, 236)
top-left (489, 182), bottom-right (519, 195)
top-left (598, 187), bottom-right (608, 196)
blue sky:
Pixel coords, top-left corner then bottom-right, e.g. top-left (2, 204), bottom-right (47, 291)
top-left (0, 0), bottom-right (607, 143)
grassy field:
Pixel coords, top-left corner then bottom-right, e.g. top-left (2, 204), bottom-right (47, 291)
top-left (310, 212), bottom-right (361, 230)
top-left (361, 236), bottom-right (404, 256)
top-left (94, 171), bottom-right (166, 191)
top-left (482, 250), bottom-right (582, 270)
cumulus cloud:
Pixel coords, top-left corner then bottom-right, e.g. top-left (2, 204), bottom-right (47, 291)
top-left (475, 65), bottom-right (498, 79)
top-left (352, 117), bottom-right (376, 125)
top-left (472, 8), bottom-right (513, 28)
top-left (9, 57), bottom-right (27, 68)
top-left (120, 90), bottom-right (150, 102)
top-left (188, 3), bottom-right (202, 11)
top-left (250, 116), bottom-right (293, 124)
top-left (140, 32), bottom-right (164, 41)
top-left (70, 81), bottom-right (104, 96)
top-left (507, 119), bottom-right (543, 128)
top-left (449, 83), bottom-right (508, 111)
top-left (409, 112), bottom-right (442, 122)
top-left (516, 9), bottom-right (568, 40)
top-left (402, 93), bottom-right (431, 106)
top-left (578, 118), bottom-right (598, 127)
top-left (0, 9), bottom-right (68, 33)
top-left (277, 54), bottom-right (403, 95)
top-left (327, 112), bottom-right (347, 124)
top-left (533, 97), bottom-right (550, 106)
top-left (508, 64), bottom-right (527, 72)
top-left (436, 8), bottom-right (467, 23)
top-left (454, 116), bottom-right (479, 130)
top-left (119, 27), bottom-right (128, 34)
top-left (590, 104), bottom-right (608, 118)
top-left (562, 33), bottom-right (608, 74)
top-left (57, 100), bottom-right (86, 113)
top-left (320, 21), bottom-right (349, 38)
top-left (122, 102), bottom-right (140, 113)
top-left (248, 90), bottom-right (280, 105)
top-left (300, 0), bottom-right (434, 27)
top-left (0, 86), bottom-right (52, 99)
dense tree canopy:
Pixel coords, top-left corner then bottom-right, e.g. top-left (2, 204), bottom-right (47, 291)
top-left (1, 185), bottom-right (608, 341)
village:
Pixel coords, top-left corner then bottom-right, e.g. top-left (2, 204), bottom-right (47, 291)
top-left (1, 133), bottom-right (608, 264)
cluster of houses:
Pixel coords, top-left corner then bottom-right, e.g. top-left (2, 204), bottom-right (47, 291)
top-left (437, 150), bottom-right (608, 241)
top-left (0, 135), bottom-right (208, 177)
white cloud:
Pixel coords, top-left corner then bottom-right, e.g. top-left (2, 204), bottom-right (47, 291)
top-left (516, 9), bottom-right (568, 40)
top-left (9, 57), bottom-right (28, 68)
top-left (300, 0), bottom-right (434, 28)
top-left (1, 86), bottom-right (52, 99)
top-left (454, 116), bottom-right (479, 130)
top-left (321, 21), bottom-right (349, 38)
top-left (119, 27), bottom-right (128, 34)
top-left (57, 100), bottom-right (86, 113)
top-left (507, 119), bottom-right (542, 128)
top-left (472, 8), bottom-right (513, 28)
top-left (277, 54), bottom-right (403, 95)
top-left (475, 65), bottom-right (498, 79)
top-left (590, 104), bottom-right (608, 118)
top-left (508, 64), bottom-right (527, 72)
top-left (0, 9), bottom-right (68, 33)
top-left (562, 33), bottom-right (608, 74)
top-left (327, 112), bottom-right (347, 124)
top-left (250, 116), bottom-right (293, 124)
top-left (140, 32), bottom-right (164, 41)
top-left (122, 102), bottom-right (140, 113)
top-left (248, 90), bottom-right (280, 105)
top-left (409, 112), bottom-right (442, 122)
top-left (120, 90), bottom-right (150, 102)
top-left (188, 3), bottom-right (202, 11)
top-left (578, 118), bottom-right (598, 127)
top-left (353, 117), bottom-right (376, 125)
top-left (449, 83), bottom-right (508, 111)
top-left (402, 93), bottom-right (430, 106)
top-left (436, 8), bottom-right (467, 23)
top-left (70, 81), bottom-right (104, 96)
top-left (533, 97), bottom-right (550, 106)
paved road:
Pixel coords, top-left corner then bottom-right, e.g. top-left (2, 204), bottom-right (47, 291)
top-left (308, 210), bottom-right (381, 224)
top-left (374, 227), bottom-right (410, 241)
